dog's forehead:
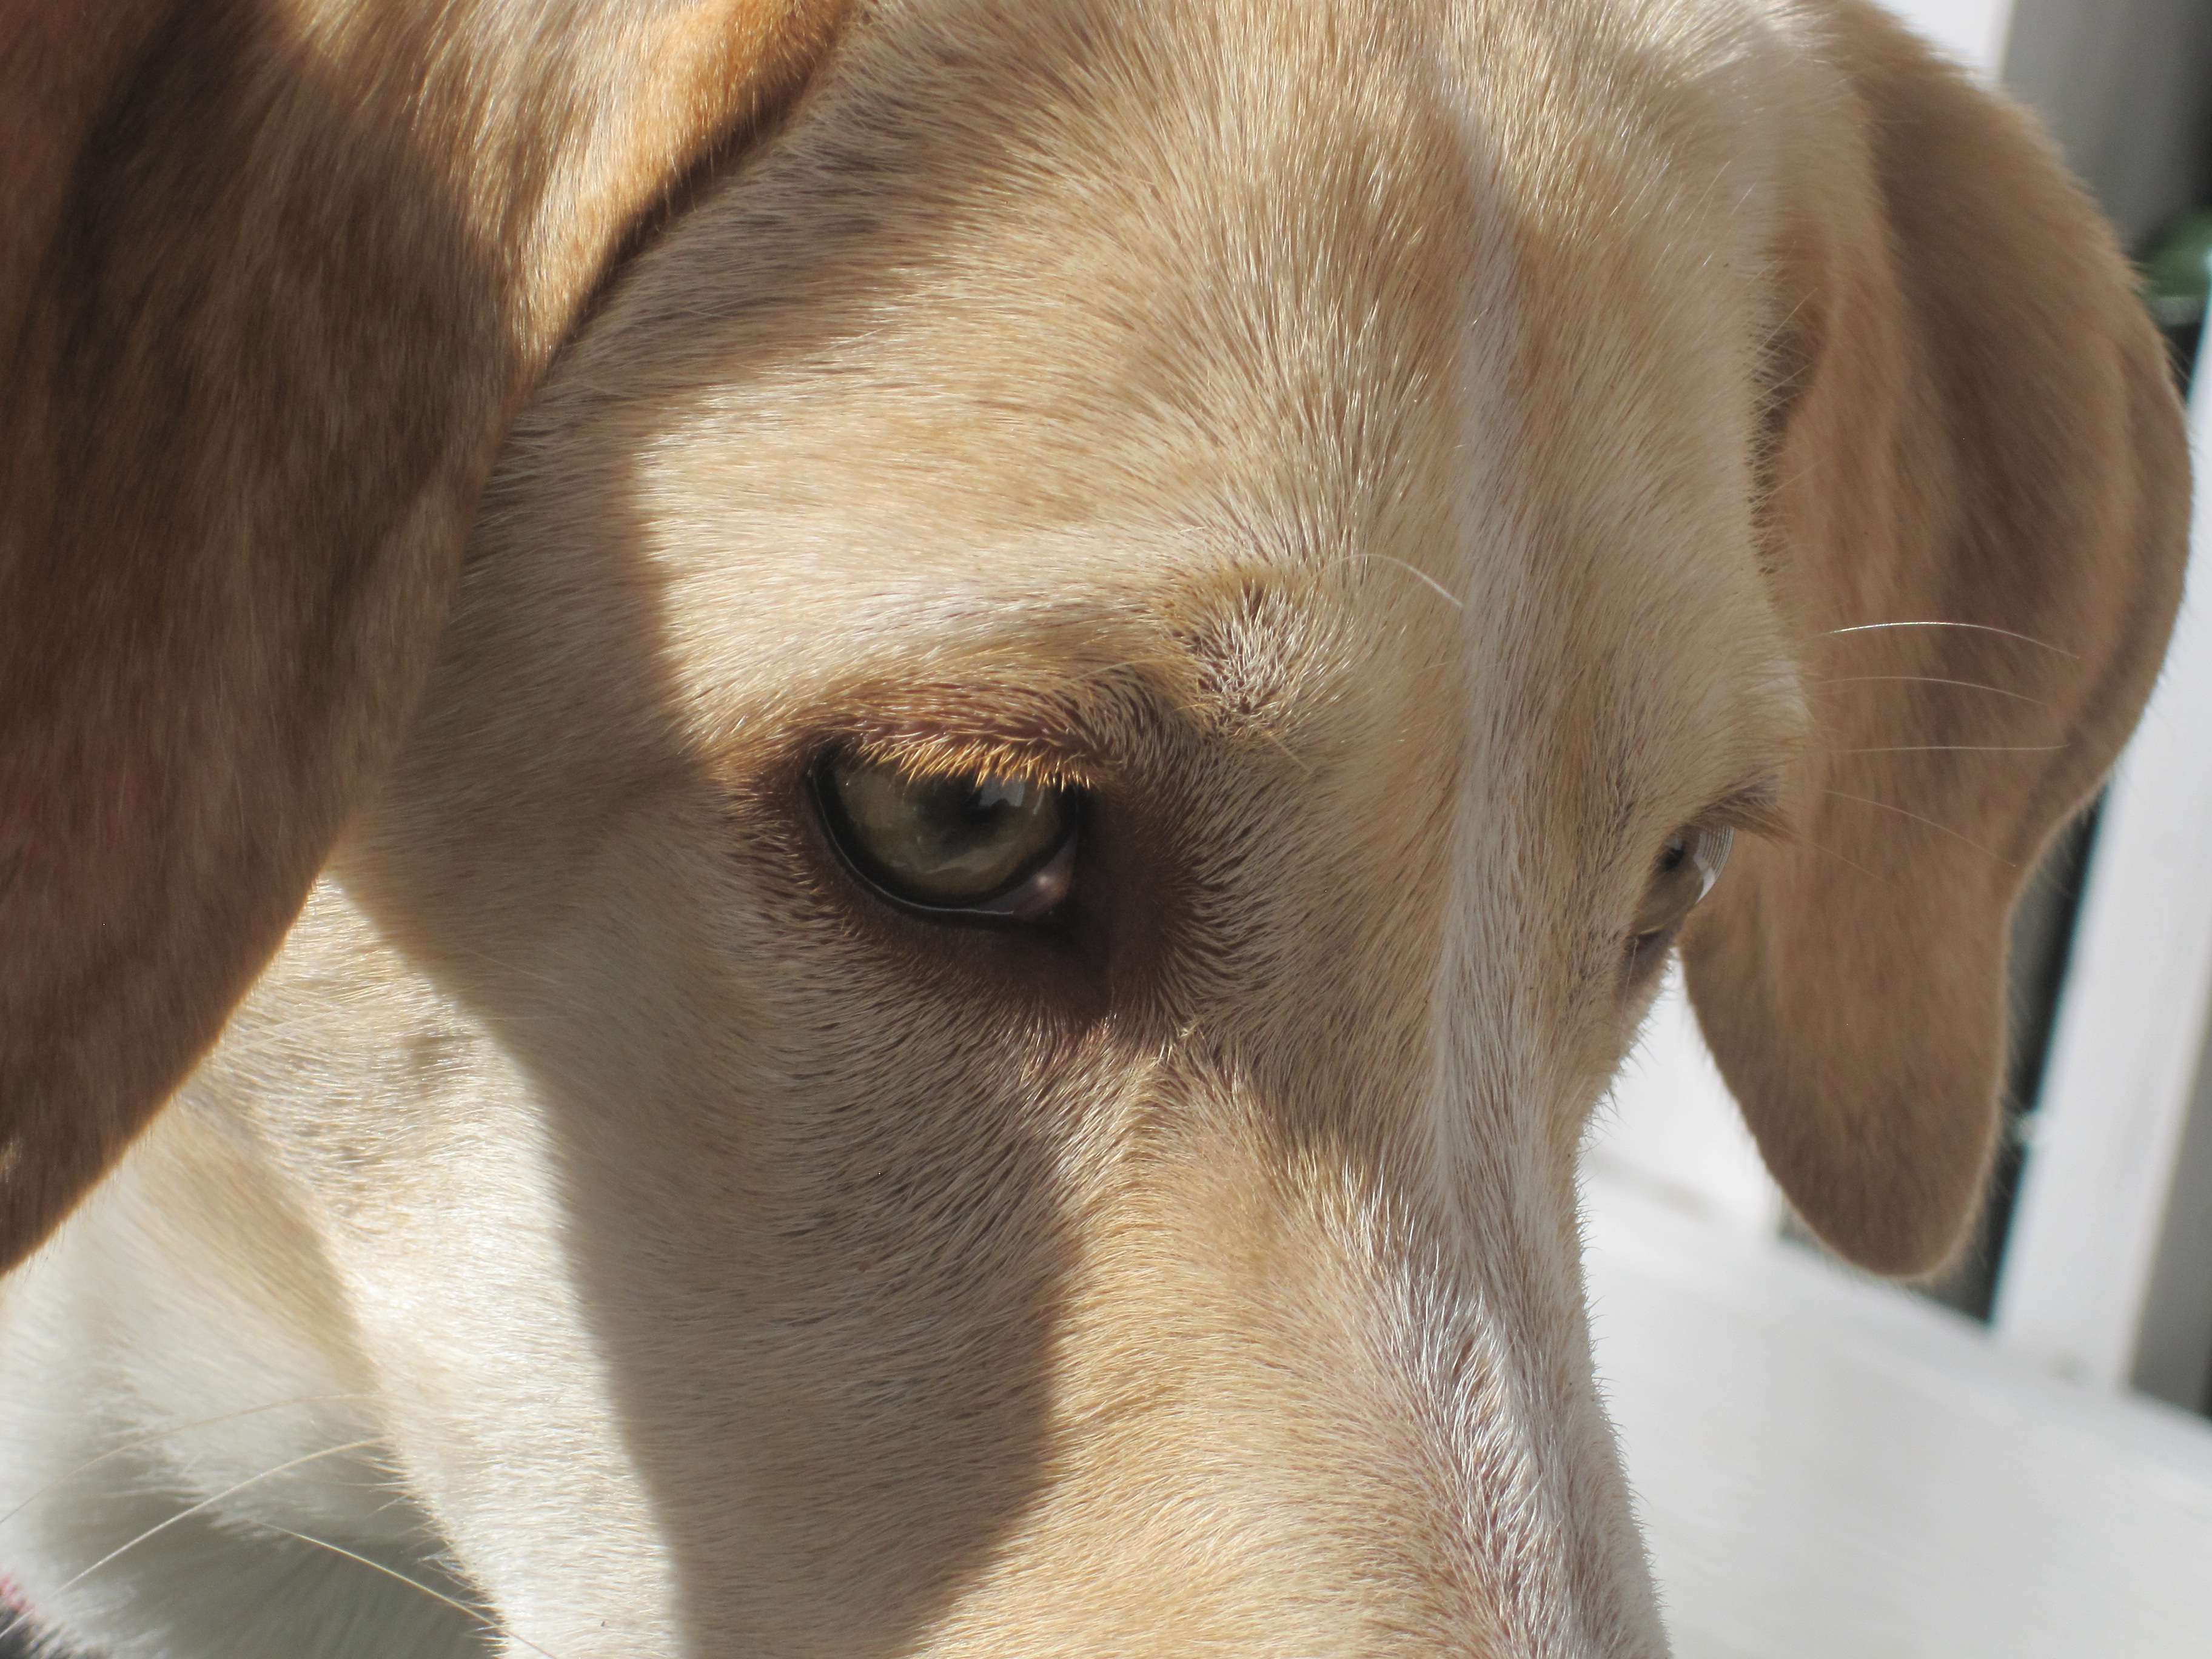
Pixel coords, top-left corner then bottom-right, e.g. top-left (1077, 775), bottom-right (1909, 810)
top-left (503, 0), bottom-right (1801, 802)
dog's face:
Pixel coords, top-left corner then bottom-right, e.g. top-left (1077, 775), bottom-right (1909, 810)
top-left (0, 0), bottom-right (2187, 1654)
top-left (230, 3), bottom-right (1797, 1646)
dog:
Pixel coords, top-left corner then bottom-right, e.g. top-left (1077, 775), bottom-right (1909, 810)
top-left (0, 0), bottom-right (2187, 1653)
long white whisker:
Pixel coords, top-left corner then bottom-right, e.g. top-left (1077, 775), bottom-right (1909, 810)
top-left (1824, 789), bottom-right (2008, 863)
top-left (1836, 744), bottom-right (2065, 755)
top-left (0, 1395), bottom-right (375, 1538)
top-left (1824, 620), bottom-right (2076, 658)
top-left (1800, 835), bottom-right (1897, 888)
top-left (0, 1439), bottom-right (386, 1644)
top-left (252, 1524), bottom-right (567, 1659)
top-left (1818, 674), bottom-right (2046, 705)
top-left (1321, 551), bottom-right (1464, 611)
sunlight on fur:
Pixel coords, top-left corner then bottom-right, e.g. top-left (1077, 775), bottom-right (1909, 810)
top-left (0, 0), bottom-right (2185, 1654)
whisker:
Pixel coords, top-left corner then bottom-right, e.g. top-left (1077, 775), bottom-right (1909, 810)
top-left (1800, 835), bottom-right (1897, 889)
top-left (1817, 674), bottom-right (2046, 706)
top-left (1823, 620), bottom-right (2076, 658)
top-left (252, 1524), bottom-right (567, 1659)
top-left (1823, 789), bottom-right (2008, 863)
top-left (1320, 551), bottom-right (1464, 611)
top-left (1835, 744), bottom-right (2065, 755)
top-left (0, 1439), bottom-right (386, 1644)
top-left (0, 1395), bottom-right (375, 1538)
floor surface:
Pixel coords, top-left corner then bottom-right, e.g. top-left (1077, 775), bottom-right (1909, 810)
top-left (1587, 1167), bottom-right (2212, 1658)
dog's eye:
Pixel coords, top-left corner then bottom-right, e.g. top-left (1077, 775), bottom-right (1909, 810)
top-left (1631, 825), bottom-right (1734, 942)
top-left (817, 752), bottom-right (1079, 918)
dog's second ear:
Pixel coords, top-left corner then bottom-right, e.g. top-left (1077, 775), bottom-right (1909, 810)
top-left (0, 1), bottom-right (845, 1271)
top-left (1681, 1), bottom-right (2189, 1276)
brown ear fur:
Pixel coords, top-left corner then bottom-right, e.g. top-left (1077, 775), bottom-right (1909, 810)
top-left (0, 0), bottom-right (845, 1271)
top-left (1681, 1), bottom-right (2189, 1275)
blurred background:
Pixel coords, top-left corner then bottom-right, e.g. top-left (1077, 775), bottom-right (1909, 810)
top-left (1586, 2), bottom-right (2212, 1650)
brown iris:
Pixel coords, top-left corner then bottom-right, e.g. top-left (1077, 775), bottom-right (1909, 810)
top-left (817, 752), bottom-right (1079, 916)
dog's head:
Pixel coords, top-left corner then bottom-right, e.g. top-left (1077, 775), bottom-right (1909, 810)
top-left (1, 0), bottom-right (2186, 1651)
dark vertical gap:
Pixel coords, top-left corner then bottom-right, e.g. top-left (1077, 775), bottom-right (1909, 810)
top-left (1914, 806), bottom-right (2101, 1319)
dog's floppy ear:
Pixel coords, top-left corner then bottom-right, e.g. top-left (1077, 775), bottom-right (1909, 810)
top-left (1680, 1), bottom-right (2190, 1276)
top-left (0, 1), bottom-right (845, 1270)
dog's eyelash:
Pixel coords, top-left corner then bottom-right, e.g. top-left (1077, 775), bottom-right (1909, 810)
top-left (823, 731), bottom-right (1106, 796)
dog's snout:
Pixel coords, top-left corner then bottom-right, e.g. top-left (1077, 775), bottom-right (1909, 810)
top-left (865, 1067), bottom-right (1664, 1658)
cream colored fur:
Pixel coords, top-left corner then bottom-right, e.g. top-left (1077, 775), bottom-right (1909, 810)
top-left (0, 0), bottom-right (2185, 1654)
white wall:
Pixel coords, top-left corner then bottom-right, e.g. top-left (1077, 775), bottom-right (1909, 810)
top-left (1889, 0), bottom-right (2016, 76)
top-left (2002, 0), bottom-right (2212, 248)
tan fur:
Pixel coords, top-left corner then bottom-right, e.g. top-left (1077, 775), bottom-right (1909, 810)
top-left (0, 0), bottom-right (2185, 1654)
top-left (0, 0), bottom-right (847, 1262)
top-left (1681, 3), bottom-right (2190, 1272)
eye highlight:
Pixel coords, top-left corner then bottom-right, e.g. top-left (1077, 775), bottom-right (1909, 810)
top-left (816, 751), bottom-right (1081, 919)
top-left (1631, 825), bottom-right (1734, 943)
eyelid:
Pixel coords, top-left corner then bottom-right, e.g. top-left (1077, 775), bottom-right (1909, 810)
top-left (1703, 779), bottom-right (1790, 841)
